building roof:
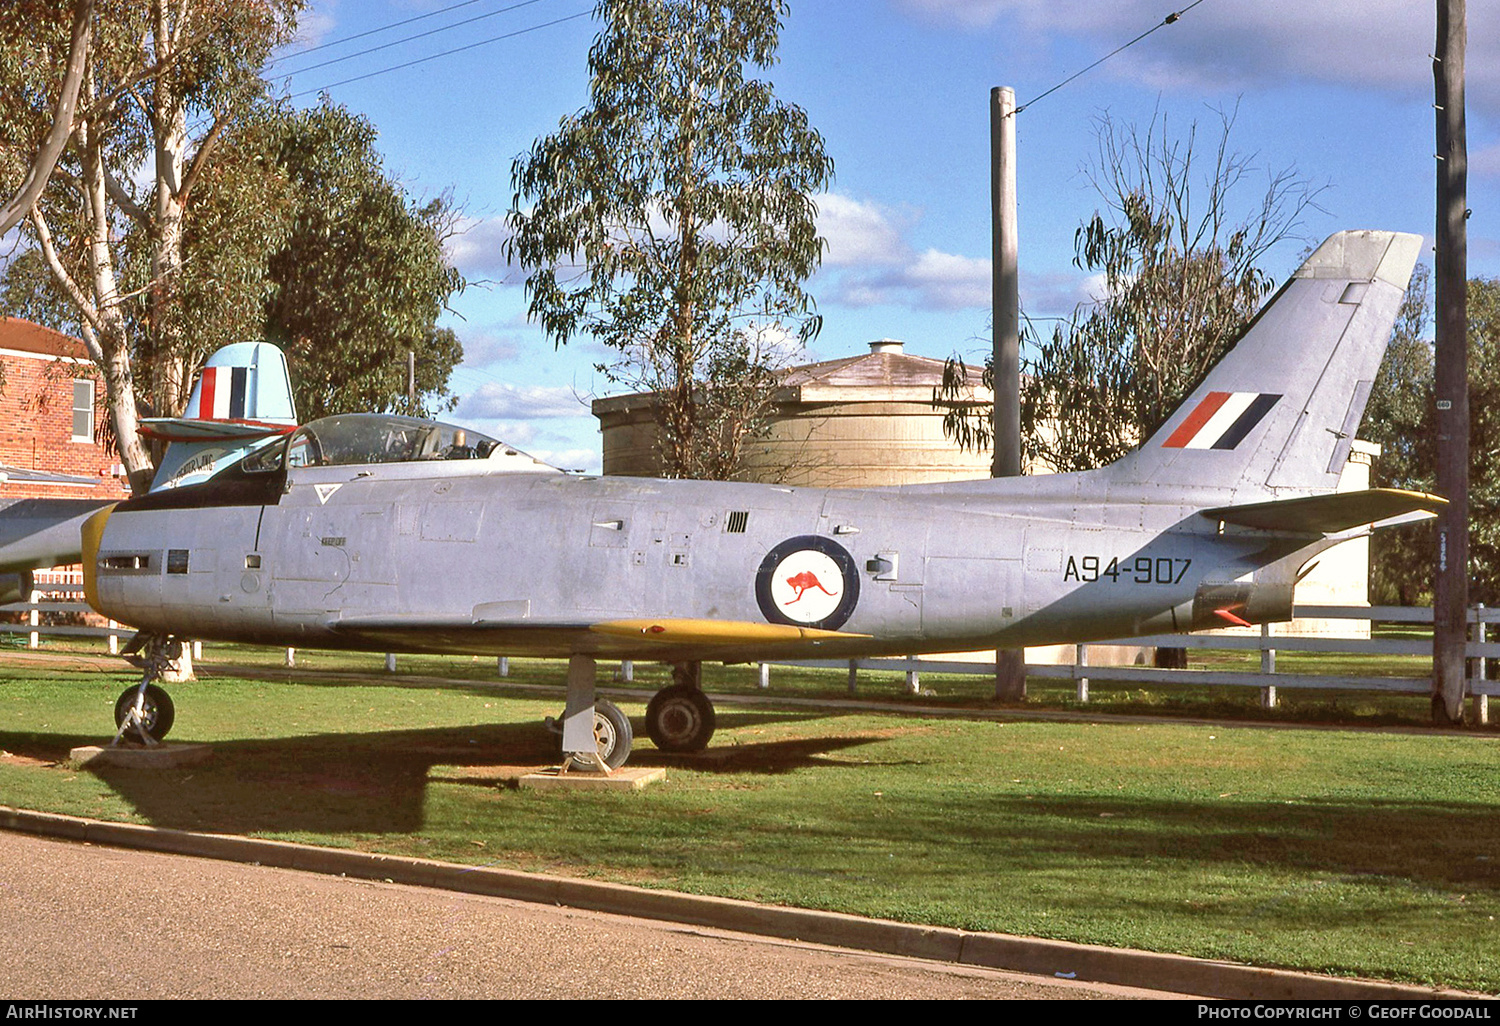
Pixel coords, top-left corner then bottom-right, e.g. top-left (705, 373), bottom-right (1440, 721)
top-left (0, 317), bottom-right (88, 361)
top-left (0, 462), bottom-right (102, 488)
top-left (592, 339), bottom-right (992, 415)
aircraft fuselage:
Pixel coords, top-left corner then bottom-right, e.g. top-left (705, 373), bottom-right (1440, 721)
top-left (86, 457), bottom-right (1309, 665)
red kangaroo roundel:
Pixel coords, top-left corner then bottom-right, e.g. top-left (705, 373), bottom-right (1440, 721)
top-left (755, 535), bottom-right (860, 631)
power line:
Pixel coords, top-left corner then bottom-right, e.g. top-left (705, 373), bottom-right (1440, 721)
top-left (1014, 0), bottom-right (1209, 116)
top-left (274, 0), bottom-right (551, 78)
top-left (291, 9), bottom-right (593, 99)
top-left (269, 0), bottom-right (493, 65)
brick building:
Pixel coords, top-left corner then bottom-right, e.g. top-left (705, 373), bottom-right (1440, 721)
top-left (0, 317), bottom-right (129, 501)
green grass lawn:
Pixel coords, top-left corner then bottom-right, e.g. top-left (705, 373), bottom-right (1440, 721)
top-left (1, 648), bottom-right (1497, 993)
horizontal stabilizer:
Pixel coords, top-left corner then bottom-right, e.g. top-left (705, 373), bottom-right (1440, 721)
top-left (1201, 488), bottom-right (1446, 535)
top-left (138, 417), bottom-right (295, 443)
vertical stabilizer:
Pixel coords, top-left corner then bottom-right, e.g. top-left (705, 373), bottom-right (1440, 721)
top-left (139, 342), bottom-right (298, 491)
top-left (1107, 230), bottom-right (1422, 498)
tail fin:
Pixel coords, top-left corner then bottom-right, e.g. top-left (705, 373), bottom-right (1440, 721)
top-left (1107, 230), bottom-right (1422, 497)
top-left (139, 341), bottom-right (298, 491)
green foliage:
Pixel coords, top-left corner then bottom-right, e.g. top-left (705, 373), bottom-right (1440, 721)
top-left (1366, 273), bottom-right (1500, 607)
top-left (162, 103), bottom-right (298, 382)
top-left (506, 0), bottom-right (832, 479)
top-left (938, 110), bottom-right (1318, 472)
top-left (261, 100), bottom-right (465, 420)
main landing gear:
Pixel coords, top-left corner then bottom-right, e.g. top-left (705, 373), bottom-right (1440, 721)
top-left (113, 634), bottom-right (181, 745)
top-left (645, 662), bottom-right (715, 753)
top-left (552, 655), bottom-right (633, 773)
top-left (551, 658), bottom-right (718, 772)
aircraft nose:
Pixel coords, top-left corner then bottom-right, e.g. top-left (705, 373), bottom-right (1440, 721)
top-left (80, 504), bottom-right (116, 614)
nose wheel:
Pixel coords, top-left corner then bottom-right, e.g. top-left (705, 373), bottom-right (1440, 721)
top-left (114, 683), bottom-right (175, 745)
top-left (113, 634), bottom-right (182, 745)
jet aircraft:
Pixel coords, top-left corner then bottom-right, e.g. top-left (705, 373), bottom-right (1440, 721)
top-left (59, 230), bottom-right (1441, 770)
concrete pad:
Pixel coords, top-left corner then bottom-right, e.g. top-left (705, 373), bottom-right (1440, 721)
top-left (69, 743), bottom-right (214, 770)
top-left (519, 766), bottom-right (665, 792)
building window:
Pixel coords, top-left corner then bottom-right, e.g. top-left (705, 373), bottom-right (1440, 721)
top-left (72, 379), bottom-right (95, 441)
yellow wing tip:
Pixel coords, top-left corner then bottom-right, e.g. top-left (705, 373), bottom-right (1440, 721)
top-left (590, 618), bottom-right (871, 645)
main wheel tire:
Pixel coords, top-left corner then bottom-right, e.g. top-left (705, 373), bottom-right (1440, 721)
top-left (592, 698), bottom-right (633, 770)
top-left (645, 684), bottom-right (715, 753)
top-left (114, 684), bottom-right (175, 743)
top-left (554, 699), bottom-right (633, 770)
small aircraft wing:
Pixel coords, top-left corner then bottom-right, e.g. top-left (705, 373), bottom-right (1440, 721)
top-left (1201, 488), bottom-right (1447, 535)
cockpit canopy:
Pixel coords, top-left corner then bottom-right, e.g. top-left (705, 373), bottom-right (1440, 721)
top-left (243, 413), bottom-right (551, 473)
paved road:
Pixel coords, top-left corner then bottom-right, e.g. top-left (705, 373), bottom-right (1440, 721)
top-left (0, 832), bottom-right (1170, 1000)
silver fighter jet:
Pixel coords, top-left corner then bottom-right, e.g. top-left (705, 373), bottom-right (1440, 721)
top-left (76, 230), bottom-right (1442, 769)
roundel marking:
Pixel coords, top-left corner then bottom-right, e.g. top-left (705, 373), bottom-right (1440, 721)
top-left (755, 535), bottom-right (860, 631)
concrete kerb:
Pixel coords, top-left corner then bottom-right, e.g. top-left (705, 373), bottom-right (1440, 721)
top-left (1, 806), bottom-right (1475, 1001)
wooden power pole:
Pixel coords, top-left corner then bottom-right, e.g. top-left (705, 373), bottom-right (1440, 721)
top-left (1433, 0), bottom-right (1469, 724)
top-left (991, 85), bottom-right (1026, 701)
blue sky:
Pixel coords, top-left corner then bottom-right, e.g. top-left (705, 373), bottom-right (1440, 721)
top-left (271, 0), bottom-right (1500, 473)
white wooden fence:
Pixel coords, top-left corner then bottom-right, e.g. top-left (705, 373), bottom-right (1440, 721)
top-left (762, 604), bottom-right (1500, 724)
top-left (0, 578), bottom-right (129, 652)
top-left (4, 587), bottom-right (1494, 722)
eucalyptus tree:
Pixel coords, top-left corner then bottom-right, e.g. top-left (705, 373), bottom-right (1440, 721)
top-left (0, 0), bottom-right (300, 493)
top-left (507, 0), bottom-right (832, 480)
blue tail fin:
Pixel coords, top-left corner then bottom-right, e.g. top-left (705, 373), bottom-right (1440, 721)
top-left (140, 342), bottom-right (298, 491)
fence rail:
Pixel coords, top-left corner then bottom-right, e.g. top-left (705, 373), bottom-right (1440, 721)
top-left (0, 583), bottom-right (129, 649)
top-left (3, 592), bottom-right (1494, 719)
top-left (766, 604), bottom-right (1499, 720)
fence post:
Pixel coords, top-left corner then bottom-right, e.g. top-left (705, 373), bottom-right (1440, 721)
top-left (384, 653), bottom-right (397, 672)
top-left (1476, 604), bottom-right (1489, 726)
top-left (497, 656), bottom-right (509, 678)
top-left (619, 659), bottom-right (633, 682)
top-left (1075, 643), bottom-right (1089, 703)
top-left (905, 656), bottom-right (920, 695)
top-left (108, 621), bottom-right (119, 655)
top-left (1259, 622), bottom-right (1278, 709)
top-left (285, 647), bottom-right (296, 668)
top-left (847, 661), bottom-right (858, 694)
top-left (758, 662), bottom-right (770, 689)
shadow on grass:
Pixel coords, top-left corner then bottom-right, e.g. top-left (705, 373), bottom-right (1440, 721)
top-left (0, 707), bottom-right (897, 836)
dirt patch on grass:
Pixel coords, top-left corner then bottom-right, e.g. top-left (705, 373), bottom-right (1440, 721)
top-left (0, 749), bottom-right (56, 768)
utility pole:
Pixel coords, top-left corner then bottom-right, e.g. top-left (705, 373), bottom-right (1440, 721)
top-left (407, 350), bottom-right (417, 416)
top-left (991, 85), bottom-right (1026, 701)
top-left (1433, 0), bottom-right (1468, 724)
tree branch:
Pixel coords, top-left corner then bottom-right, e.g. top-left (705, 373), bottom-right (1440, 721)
top-left (0, 0), bottom-right (95, 236)
top-left (28, 204), bottom-right (105, 356)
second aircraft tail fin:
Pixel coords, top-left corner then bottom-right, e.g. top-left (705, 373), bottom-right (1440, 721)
top-left (139, 341), bottom-right (298, 491)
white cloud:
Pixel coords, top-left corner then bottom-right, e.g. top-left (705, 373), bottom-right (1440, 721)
top-left (825, 245), bottom-right (993, 312)
top-left (814, 193), bottom-right (913, 268)
top-left (531, 448), bottom-right (601, 474)
top-left (814, 192), bottom-right (992, 311)
top-left (743, 322), bottom-right (808, 366)
top-left (456, 382), bottom-right (590, 421)
top-left (445, 215), bottom-right (517, 280)
top-left (454, 325), bottom-right (523, 366)
top-left (894, 0), bottom-right (1500, 105)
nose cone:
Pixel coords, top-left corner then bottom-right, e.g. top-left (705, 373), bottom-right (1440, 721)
top-left (80, 504), bottom-right (116, 613)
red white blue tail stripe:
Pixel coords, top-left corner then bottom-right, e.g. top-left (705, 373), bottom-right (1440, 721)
top-left (194, 365), bottom-right (250, 420)
top-left (1163, 391), bottom-right (1282, 450)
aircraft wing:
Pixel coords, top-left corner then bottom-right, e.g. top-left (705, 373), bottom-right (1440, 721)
top-left (0, 497), bottom-right (112, 573)
top-left (327, 613), bottom-right (870, 660)
top-left (1201, 488), bottom-right (1446, 535)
